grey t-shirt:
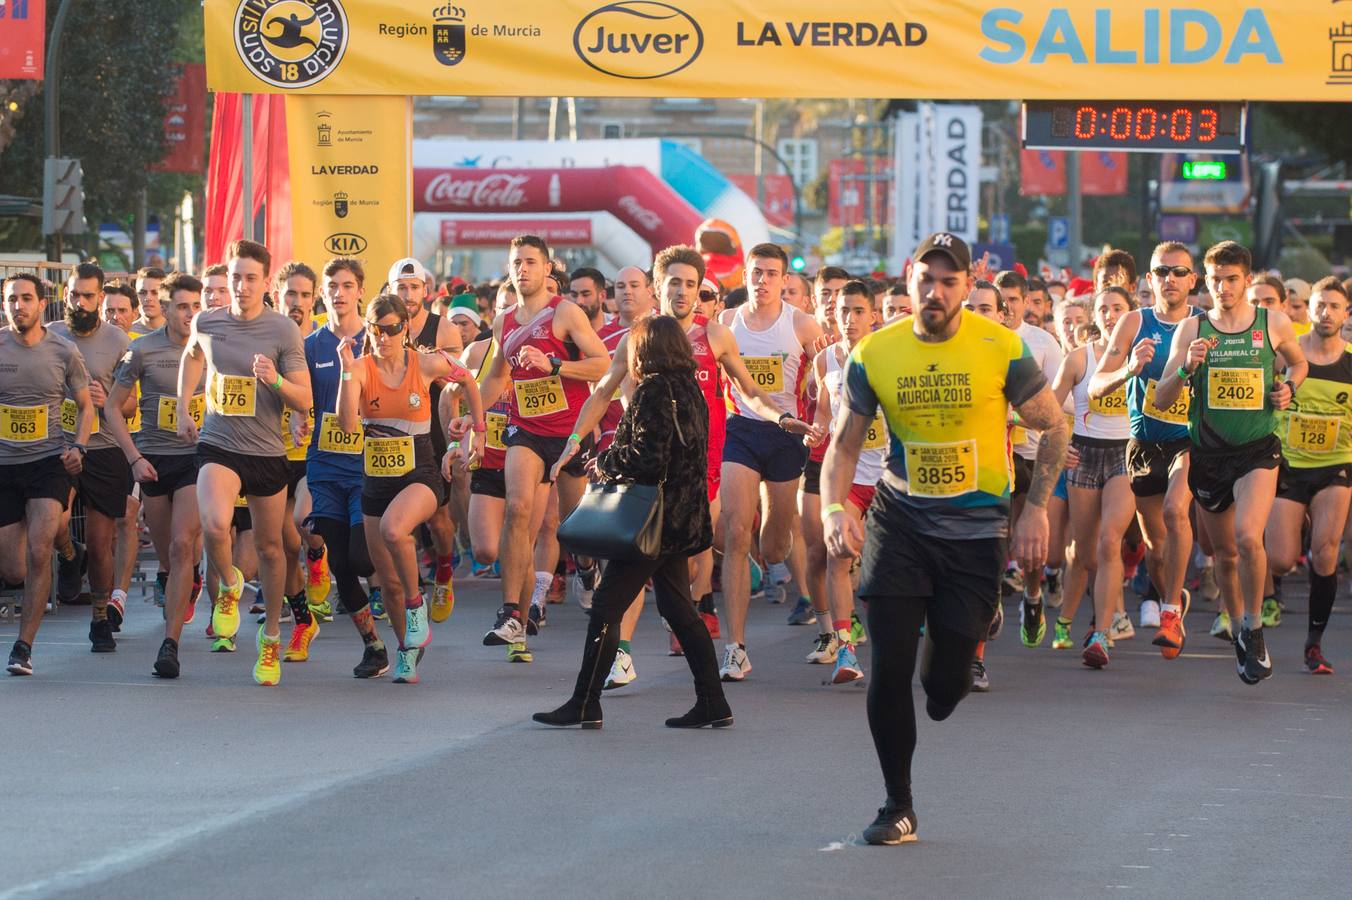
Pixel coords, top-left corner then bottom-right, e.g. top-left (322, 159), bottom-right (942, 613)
top-left (114, 328), bottom-right (205, 456)
top-left (0, 326), bottom-right (90, 463)
top-left (190, 306), bottom-right (307, 457)
top-left (48, 319), bottom-right (131, 451)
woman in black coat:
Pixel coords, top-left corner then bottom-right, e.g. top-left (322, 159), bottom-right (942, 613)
top-left (533, 315), bottom-right (732, 730)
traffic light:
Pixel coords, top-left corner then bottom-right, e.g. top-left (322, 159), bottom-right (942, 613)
top-left (42, 157), bottom-right (85, 236)
top-left (790, 255), bottom-right (806, 272)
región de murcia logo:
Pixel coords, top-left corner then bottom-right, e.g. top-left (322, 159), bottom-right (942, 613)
top-left (433, 4), bottom-right (467, 66)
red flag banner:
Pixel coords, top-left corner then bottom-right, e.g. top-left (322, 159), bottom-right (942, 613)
top-left (0, 0), bottom-right (45, 80)
top-left (154, 63), bottom-right (207, 174)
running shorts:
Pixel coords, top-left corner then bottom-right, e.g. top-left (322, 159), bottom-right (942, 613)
top-left (1188, 433), bottom-right (1282, 514)
top-left (470, 467), bottom-right (506, 499)
top-left (1126, 437), bottom-right (1192, 498)
top-left (1276, 460), bottom-right (1349, 506)
top-left (306, 475), bottom-right (364, 529)
top-left (76, 446), bottom-right (132, 519)
top-left (0, 455), bottom-right (71, 527)
top-left (504, 426), bottom-right (592, 483)
top-left (723, 416), bottom-right (809, 483)
top-left (1066, 436), bottom-right (1128, 491)
top-left (140, 453), bottom-right (200, 499)
top-left (197, 442), bottom-right (290, 498)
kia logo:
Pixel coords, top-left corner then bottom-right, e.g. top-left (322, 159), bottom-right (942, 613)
top-left (573, 1), bottom-right (703, 80)
top-left (325, 232), bottom-right (368, 254)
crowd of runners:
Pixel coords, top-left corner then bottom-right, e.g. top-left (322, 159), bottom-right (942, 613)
top-left (3, 230), bottom-right (1347, 844)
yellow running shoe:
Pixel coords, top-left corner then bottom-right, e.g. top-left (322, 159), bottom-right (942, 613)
top-left (254, 626), bottom-right (282, 685)
top-left (212, 566), bottom-right (244, 640)
top-left (283, 618), bottom-right (320, 662)
top-left (430, 579), bottom-right (455, 623)
top-left (305, 546), bottom-right (332, 608)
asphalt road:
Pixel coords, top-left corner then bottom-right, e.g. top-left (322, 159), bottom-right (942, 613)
top-left (2, 570), bottom-right (1349, 899)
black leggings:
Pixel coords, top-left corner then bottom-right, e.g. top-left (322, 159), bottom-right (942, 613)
top-left (865, 598), bottom-right (982, 806)
top-left (311, 517), bottom-right (374, 612)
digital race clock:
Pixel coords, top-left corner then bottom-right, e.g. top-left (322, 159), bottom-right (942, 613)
top-left (1022, 101), bottom-right (1246, 154)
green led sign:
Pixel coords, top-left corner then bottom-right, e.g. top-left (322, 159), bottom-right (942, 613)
top-left (1181, 161), bottom-right (1228, 180)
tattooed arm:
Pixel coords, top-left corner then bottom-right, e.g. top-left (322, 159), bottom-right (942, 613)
top-left (1009, 385), bottom-right (1070, 570)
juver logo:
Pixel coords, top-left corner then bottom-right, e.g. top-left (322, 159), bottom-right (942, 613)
top-left (573, 1), bottom-right (703, 79)
top-left (235, 0), bottom-right (349, 89)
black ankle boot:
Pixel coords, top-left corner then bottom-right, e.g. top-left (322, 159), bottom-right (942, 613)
top-left (533, 618), bottom-right (616, 729)
top-left (665, 696), bottom-right (733, 729)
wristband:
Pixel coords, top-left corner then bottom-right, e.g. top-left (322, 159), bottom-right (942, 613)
top-left (1176, 365), bottom-right (1192, 381)
top-left (1284, 379), bottom-right (1298, 396)
top-left (341, 371), bottom-right (352, 382)
top-left (131, 456), bottom-right (145, 466)
top-left (777, 412), bottom-right (795, 429)
top-left (272, 373), bottom-right (284, 390)
top-left (567, 432), bottom-right (581, 444)
top-left (449, 441), bottom-right (460, 450)
top-left (822, 503), bottom-right (846, 517)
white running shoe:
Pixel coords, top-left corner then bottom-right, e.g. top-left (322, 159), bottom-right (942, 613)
top-left (1139, 599), bottom-right (1162, 629)
top-left (806, 631), bottom-right (840, 664)
top-left (1109, 611), bottom-right (1136, 641)
top-left (720, 644), bottom-right (752, 682)
top-left (767, 561), bottom-right (792, 586)
top-left (604, 649), bottom-right (636, 690)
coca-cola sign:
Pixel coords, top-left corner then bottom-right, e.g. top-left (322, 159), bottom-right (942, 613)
top-left (422, 172), bottom-right (530, 209)
top-left (617, 195), bottom-right (662, 231)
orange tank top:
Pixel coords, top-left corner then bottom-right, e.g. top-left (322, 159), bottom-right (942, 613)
top-left (358, 349), bottom-right (432, 436)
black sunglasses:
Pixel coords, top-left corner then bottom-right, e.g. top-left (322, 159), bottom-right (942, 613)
top-left (1152, 265), bottom-right (1192, 279)
top-left (367, 320), bottom-right (406, 337)
top-left (699, 290), bottom-right (716, 301)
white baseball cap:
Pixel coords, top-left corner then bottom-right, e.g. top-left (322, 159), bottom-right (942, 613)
top-left (387, 257), bottom-right (431, 287)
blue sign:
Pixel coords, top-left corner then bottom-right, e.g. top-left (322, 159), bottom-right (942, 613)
top-left (1048, 216), bottom-right (1069, 250)
top-left (989, 214), bottom-right (1010, 244)
top-left (973, 242), bottom-right (1018, 272)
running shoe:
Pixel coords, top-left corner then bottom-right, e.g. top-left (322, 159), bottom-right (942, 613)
top-left (1051, 620), bottom-right (1073, 650)
top-left (191, 569), bottom-right (203, 606)
top-left (701, 610), bottom-right (721, 640)
top-left (1233, 634), bottom-right (1254, 684)
top-left (668, 631), bottom-right (684, 656)
top-left (507, 641), bottom-right (533, 663)
top-left (212, 565), bottom-right (244, 640)
top-left (182, 591), bottom-right (196, 626)
top-left (970, 657), bottom-right (990, 692)
top-left (369, 587), bottom-right (387, 621)
top-left (720, 644), bottom-right (752, 681)
top-left (354, 643), bottom-right (389, 678)
top-left (762, 578), bottom-right (785, 604)
top-left (749, 557), bottom-right (765, 601)
top-left (767, 561), bottom-right (791, 586)
top-left (1197, 564), bottom-right (1220, 602)
top-left (283, 617), bottom-right (320, 662)
top-left (807, 632), bottom-right (840, 664)
top-left (526, 602), bottom-right (546, 636)
top-left (107, 597), bottom-right (125, 632)
top-left (786, 597), bottom-right (817, 626)
top-left (1240, 626), bottom-right (1272, 684)
top-left (1109, 612), bottom-right (1136, 641)
top-left (405, 602), bottom-right (432, 650)
top-left (1019, 595), bottom-right (1045, 647)
top-left (470, 561), bottom-right (495, 578)
top-left (392, 647), bottom-right (420, 683)
top-left (1153, 590), bottom-right (1191, 660)
top-left (1082, 631), bottom-right (1110, 669)
top-left (153, 638), bottom-right (180, 679)
top-left (153, 571), bottom-right (168, 609)
top-left (7, 640), bottom-right (33, 676)
top-left (851, 610), bottom-right (868, 645)
top-left (567, 563), bottom-right (598, 610)
top-left (1001, 564), bottom-right (1024, 596)
top-left (56, 540), bottom-right (86, 604)
top-left (1139, 598), bottom-right (1162, 629)
top-left (1043, 568), bottom-right (1063, 609)
top-left (89, 618), bottom-right (116, 653)
top-left (1304, 643), bottom-right (1333, 675)
top-left (546, 573), bottom-right (566, 604)
top-left (987, 602), bottom-right (1004, 640)
top-left (253, 627), bottom-right (282, 686)
top-left (305, 547), bottom-right (332, 608)
top-left (430, 581), bottom-right (455, 623)
top-left (863, 800), bottom-right (918, 845)
top-left (604, 649), bottom-right (636, 690)
top-left (484, 607), bottom-right (526, 646)
top-left (211, 636), bottom-right (236, 653)
top-left (832, 644), bottom-right (863, 684)
top-left (310, 597), bottom-right (334, 623)
top-left (1210, 610), bottom-right (1233, 641)
top-left (1261, 595), bottom-right (1282, 628)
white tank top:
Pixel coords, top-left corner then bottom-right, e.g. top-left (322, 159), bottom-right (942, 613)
top-left (729, 302), bottom-right (802, 422)
top-left (824, 344), bottom-right (885, 486)
top-left (1073, 342), bottom-right (1131, 440)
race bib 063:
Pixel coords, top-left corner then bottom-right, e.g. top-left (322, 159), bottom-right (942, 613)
top-left (0, 404), bottom-right (48, 443)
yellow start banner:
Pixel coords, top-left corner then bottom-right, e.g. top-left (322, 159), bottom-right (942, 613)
top-left (206, 1), bottom-right (1352, 101)
top-left (284, 94), bottom-right (412, 287)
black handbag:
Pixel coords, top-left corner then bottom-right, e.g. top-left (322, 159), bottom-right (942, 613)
top-left (557, 382), bottom-right (685, 560)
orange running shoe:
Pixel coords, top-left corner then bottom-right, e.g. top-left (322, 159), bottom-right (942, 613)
top-left (431, 579), bottom-right (455, 623)
top-left (283, 618), bottom-right (320, 662)
top-left (1152, 590), bottom-right (1191, 660)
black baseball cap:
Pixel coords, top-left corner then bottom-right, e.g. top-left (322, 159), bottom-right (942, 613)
top-left (913, 232), bottom-right (972, 272)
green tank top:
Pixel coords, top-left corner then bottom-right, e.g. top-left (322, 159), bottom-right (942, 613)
top-left (1189, 306), bottom-right (1277, 450)
top-left (1278, 347), bottom-right (1352, 468)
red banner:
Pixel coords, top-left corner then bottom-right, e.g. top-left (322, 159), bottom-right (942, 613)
top-left (828, 158), bottom-right (890, 228)
top-left (154, 63), bottom-right (207, 174)
top-left (0, 0), bottom-right (44, 79)
top-left (203, 93), bottom-right (291, 268)
top-left (727, 174), bottom-right (795, 229)
top-left (1020, 150), bottom-right (1128, 196)
top-left (440, 218), bottom-right (593, 247)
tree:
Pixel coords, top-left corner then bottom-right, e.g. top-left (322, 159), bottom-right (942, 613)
top-left (0, 0), bottom-right (197, 253)
top-left (1258, 103), bottom-right (1352, 168)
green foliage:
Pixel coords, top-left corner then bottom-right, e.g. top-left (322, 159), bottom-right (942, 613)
top-left (0, 0), bottom-right (200, 251)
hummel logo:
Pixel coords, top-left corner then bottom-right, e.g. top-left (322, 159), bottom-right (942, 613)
top-left (926, 363), bottom-right (939, 372)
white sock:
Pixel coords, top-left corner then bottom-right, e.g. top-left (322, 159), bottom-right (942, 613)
top-left (530, 571), bottom-right (551, 608)
top-left (111, 588), bottom-right (127, 605)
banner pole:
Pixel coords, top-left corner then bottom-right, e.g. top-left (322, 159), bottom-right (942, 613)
top-left (242, 93), bottom-right (254, 241)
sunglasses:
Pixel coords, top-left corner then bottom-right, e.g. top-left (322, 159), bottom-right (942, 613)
top-left (1152, 265), bottom-right (1193, 279)
top-left (367, 320), bottom-right (406, 337)
top-left (699, 291), bottom-right (716, 301)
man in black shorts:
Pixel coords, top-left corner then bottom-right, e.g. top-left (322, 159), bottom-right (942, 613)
top-left (2, 273), bottom-right (93, 675)
top-left (105, 273), bottom-right (206, 677)
top-left (48, 263), bottom-right (132, 652)
top-left (177, 239), bottom-right (311, 685)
